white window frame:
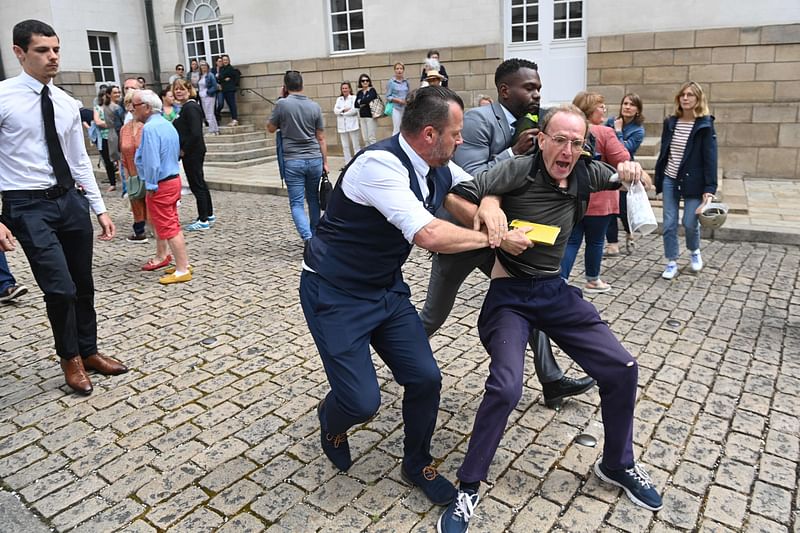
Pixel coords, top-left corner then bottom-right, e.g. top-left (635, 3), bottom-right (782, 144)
top-left (87, 32), bottom-right (120, 91)
top-left (553, 0), bottom-right (584, 41)
top-left (181, 0), bottom-right (226, 65)
top-left (328, 0), bottom-right (365, 55)
top-left (509, 0), bottom-right (540, 44)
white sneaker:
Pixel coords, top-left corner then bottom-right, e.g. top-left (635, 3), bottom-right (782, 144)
top-left (690, 251), bottom-right (703, 272)
top-left (662, 262), bottom-right (678, 280)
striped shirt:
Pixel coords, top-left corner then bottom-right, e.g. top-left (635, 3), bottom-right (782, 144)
top-left (665, 120), bottom-right (695, 179)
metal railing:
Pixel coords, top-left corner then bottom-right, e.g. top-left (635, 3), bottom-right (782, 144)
top-left (239, 87), bottom-right (276, 106)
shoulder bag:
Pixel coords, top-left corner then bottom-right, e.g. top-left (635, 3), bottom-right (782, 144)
top-left (369, 95), bottom-right (384, 119)
top-left (319, 171), bottom-right (333, 211)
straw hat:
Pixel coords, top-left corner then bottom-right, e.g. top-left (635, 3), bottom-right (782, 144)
top-left (425, 70), bottom-right (445, 81)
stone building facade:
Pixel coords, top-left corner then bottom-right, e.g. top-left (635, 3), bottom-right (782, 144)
top-left (1, 1), bottom-right (798, 178)
top-left (587, 24), bottom-right (800, 179)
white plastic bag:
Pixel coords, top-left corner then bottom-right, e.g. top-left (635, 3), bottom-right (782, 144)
top-left (627, 181), bottom-right (658, 236)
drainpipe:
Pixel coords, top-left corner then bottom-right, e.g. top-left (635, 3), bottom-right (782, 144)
top-left (144, 0), bottom-right (162, 93)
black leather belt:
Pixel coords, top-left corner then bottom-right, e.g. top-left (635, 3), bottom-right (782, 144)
top-left (2, 185), bottom-right (74, 200)
top-left (159, 174), bottom-right (179, 183)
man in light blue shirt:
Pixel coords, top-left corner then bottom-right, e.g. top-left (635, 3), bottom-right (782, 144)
top-left (133, 89), bottom-right (192, 284)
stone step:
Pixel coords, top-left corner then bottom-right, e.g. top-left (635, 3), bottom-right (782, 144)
top-left (205, 147), bottom-right (275, 163)
top-left (636, 155), bottom-right (657, 172)
top-left (205, 131), bottom-right (271, 144)
top-left (206, 139), bottom-right (269, 153)
top-left (207, 123), bottom-right (256, 134)
top-left (635, 137), bottom-right (660, 157)
top-left (205, 155), bottom-right (278, 169)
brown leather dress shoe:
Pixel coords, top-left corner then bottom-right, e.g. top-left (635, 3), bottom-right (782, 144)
top-left (83, 353), bottom-right (129, 376)
top-left (60, 357), bottom-right (93, 395)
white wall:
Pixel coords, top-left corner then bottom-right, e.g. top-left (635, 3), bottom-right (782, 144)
top-left (51, 1), bottom-right (151, 74)
top-left (588, 0), bottom-right (800, 35)
top-left (1, 1), bottom-right (153, 78)
top-left (155, 0), bottom-right (502, 66)
top-left (0, 0), bottom-right (53, 77)
top-left (364, 0), bottom-right (501, 54)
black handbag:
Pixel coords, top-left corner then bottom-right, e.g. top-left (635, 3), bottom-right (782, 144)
top-left (319, 171), bottom-right (333, 210)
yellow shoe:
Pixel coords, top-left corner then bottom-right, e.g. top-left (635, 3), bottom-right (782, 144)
top-left (158, 271), bottom-right (192, 284)
top-left (164, 265), bottom-right (193, 275)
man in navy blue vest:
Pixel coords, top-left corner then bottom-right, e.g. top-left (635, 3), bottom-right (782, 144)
top-left (301, 86), bottom-right (531, 506)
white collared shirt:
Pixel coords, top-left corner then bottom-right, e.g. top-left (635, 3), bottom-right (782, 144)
top-left (341, 134), bottom-right (473, 243)
top-left (499, 103), bottom-right (517, 159)
top-left (0, 71), bottom-right (106, 214)
top-left (499, 103), bottom-right (516, 134)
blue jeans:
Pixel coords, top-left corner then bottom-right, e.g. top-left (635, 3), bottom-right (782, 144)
top-left (560, 214), bottom-right (614, 281)
top-left (662, 176), bottom-right (702, 260)
top-left (284, 158), bottom-right (323, 240)
top-left (0, 251), bottom-right (17, 293)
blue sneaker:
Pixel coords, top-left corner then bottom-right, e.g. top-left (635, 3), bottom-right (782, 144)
top-left (437, 489), bottom-right (480, 533)
top-left (185, 220), bottom-right (210, 232)
top-left (594, 460), bottom-right (663, 511)
top-left (207, 215), bottom-right (216, 227)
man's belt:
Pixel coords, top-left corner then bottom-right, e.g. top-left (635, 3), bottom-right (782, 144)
top-left (159, 174), bottom-right (179, 183)
top-left (2, 184), bottom-right (74, 200)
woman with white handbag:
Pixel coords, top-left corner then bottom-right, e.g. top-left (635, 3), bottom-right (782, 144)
top-left (354, 74), bottom-right (379, 146)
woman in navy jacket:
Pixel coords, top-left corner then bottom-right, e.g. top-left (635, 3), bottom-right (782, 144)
top-left (654, 81), bottom-right (717, 280)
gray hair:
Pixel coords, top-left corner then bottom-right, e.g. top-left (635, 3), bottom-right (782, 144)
top-left (136, 89), bottom-right (162, 112)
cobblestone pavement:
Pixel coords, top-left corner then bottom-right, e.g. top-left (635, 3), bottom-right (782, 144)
top-left (0, 190), bottom-right (798, 533)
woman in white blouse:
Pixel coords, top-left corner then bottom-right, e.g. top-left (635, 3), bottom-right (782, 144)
top-left (333, 81), bottom-right (361, 162)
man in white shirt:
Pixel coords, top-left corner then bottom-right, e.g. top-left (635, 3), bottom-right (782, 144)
top-left (301, 86), bottom-right (530, 507)
top-left (0, 19), bottom-right (127, 395)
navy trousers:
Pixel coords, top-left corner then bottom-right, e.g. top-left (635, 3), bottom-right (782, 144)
top-left (457, 275), bottom-right (637, 483)
top-left (1, 189), bottom-right (97, 358)
top-left (299, 270), bottom-right (442, 472)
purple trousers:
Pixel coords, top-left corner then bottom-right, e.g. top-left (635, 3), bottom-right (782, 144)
top-left (457, 275), bottom-right (637, 483)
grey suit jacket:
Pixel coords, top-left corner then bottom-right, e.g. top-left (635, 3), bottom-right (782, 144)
top-left (452, 102), bottom-right (513, 176)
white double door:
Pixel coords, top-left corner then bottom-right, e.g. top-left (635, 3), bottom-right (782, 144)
top-left (503, 0), bottom-right (587, 106)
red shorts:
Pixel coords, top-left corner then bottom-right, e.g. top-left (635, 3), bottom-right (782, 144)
top-left (145, 176), bottom-right (182, 240)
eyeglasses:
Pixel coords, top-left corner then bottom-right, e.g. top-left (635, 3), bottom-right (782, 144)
top-left (132, 102), bottom-right (146, 108)
top-left (359, 79), bottom-right (370, 83)
top-left (542, 132), bottom-right (585, 152)
top-left (177, 67), bottom-right (184, 71)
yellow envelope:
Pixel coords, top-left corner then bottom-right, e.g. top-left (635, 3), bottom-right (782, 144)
top-left (509, 219), bottom-right (561, 245)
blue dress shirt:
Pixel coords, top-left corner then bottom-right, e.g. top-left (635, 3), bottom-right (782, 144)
top-left (135, 113), bottom-right (181, 191)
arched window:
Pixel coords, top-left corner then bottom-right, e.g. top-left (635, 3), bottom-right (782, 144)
top-left (182, 0), bottom-right (225, 65)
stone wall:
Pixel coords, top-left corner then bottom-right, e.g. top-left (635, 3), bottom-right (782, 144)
top-left (587, 23), bottom-right (800, 179)
top-left (53, 71), bottom-right (98, 105)
top-left (234, 44), bottom-right (502, 157)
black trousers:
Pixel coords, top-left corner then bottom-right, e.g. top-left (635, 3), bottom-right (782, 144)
top-left (182, 149), bottom-right (214, 221)
top-left (99, 141), bottom-right (116, 186)
top-left (1, 189), bottom-right (97, 359)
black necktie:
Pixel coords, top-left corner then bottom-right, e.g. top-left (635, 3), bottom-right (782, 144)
top-left (425, 169), bottom-right (436, 211)
top-left (41, 85), bottom-right (74, 189)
